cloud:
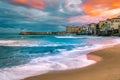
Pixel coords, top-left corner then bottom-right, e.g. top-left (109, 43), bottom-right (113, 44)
top-left (58, 3), bottom-right (64, 13)
top-left (11, 0), bottom-right (45, 10)
top-left (82, 0), bottom-right (120, 16)
top-left (67, 0), bottom-right (120, 24)
top-left (5, 3), bottom-right (64, 24)
top-left (65, 0), bottom-right (82, 13)
top-left (68, 8), bottom-right (120, 24)
top-left (22, 8), bottom-right (49, 18)
top-left (0, 0), bottom-right (81, 33)
top-left (67, 15), bottom-right (101, 24)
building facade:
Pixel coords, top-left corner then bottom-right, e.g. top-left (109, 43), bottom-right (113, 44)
top-left (66, 26), bottom-right (82, 34)
top-left (89, 23), bottom-right (97, 35)
top-left (97, 16), bottom-right (120, 35)
top-left (81, 24), bottom-right (89, 34)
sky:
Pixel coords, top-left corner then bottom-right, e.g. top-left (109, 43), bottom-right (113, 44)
top-left (0, 0), bottom-right (120, 34)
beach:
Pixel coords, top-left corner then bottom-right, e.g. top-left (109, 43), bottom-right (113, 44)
top-left (24, 44), bottom-right (120, 80)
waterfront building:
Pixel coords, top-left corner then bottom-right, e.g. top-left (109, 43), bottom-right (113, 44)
top-left (97, 16), bottom-right (120, 35)
top-left (99, 21), bottom-right (106, 31)
top-left (108, 17), bottom-right (120, 35)
top-left (111, 18), bottom-right (120, 30)
top-left (82, 24), bottom-right (89, 34)
top-left (89, 23), bottom-right (97, 35)
top-left (118, 24), bottom-right (120, 35)
top-left (66, 26), bottom-right (82, 34)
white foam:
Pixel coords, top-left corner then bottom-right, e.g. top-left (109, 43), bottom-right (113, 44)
top-left (114, 38), bottom-right (120, 44)
top-left (0, 45), bottom-right (98, 80)
top-left (0, 64), bottom-right (49, 80)
top-left (0, 40), bottom-right (42, 47)
top-left (0, 40), bottom-right (78, 47)
top-left (55, 36), bottom-right (102, 39)
top-left (55, 36), bottom-right (80, 38)
top-left (0, 55), bottom-right (95, 80)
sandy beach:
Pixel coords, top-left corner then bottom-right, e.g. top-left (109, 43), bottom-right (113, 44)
top-left (24, 45), bottom-right (120, 80)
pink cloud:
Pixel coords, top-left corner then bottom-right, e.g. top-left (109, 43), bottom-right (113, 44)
top-left (82, 0), bottom-right (120, 16)
top-left (67, 15), bottom-right (104, 24)
top-left (11, 0), bottom-right (46, 10)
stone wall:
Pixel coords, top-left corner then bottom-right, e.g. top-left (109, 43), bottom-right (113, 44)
top-left (19, 31), bottom-right (66, 35)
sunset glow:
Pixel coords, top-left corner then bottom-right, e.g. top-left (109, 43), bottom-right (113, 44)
top-left (82, 0), bottom-right (120, 16)
top-left (67, 0), bottom-right (120, 24)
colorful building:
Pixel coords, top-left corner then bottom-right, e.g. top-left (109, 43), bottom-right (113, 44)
top-left (89, 23), bottom-right (97, 35)
top-left (82, 24), bottom-right (89, 34)
top-left (97, 16), bottom-right (120, 35)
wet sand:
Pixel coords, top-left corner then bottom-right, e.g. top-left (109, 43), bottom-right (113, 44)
top-left (24, 45), bottom-right (120, 80)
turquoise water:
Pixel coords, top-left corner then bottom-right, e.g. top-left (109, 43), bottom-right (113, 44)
top-left (0, 35), bottom-right (120, 80)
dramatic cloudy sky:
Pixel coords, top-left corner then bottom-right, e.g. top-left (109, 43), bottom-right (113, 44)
top-left (0, 0), bottom-right (120, 34)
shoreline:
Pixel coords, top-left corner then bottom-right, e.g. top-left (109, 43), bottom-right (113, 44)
top-left (87, 54), bottom-right (102, 62)
top-left (24, 44), bottom-right (120, 80)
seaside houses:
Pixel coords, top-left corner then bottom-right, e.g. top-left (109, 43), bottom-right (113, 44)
top-left (66, 26), bottom-right (82, 34)
top-left (82, 23), bottom-right (97, 35)
top-left (98, 21), bottom-right (109, 35)
top-left (97, 16), bottom-right (120, 36)
top-left (110, 17), bottom-right (120, 34)
top-left (80, 16), bottom-right (120, 36)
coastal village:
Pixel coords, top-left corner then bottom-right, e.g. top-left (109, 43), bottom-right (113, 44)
top-left (20, 16), bottom-right (120, 36)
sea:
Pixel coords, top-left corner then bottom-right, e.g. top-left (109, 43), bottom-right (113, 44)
top-left (0, 34), bottom-right (120, 80)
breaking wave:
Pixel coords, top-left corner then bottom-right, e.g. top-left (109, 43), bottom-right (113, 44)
top-left (0, 40), bottom-right (78, 47)
top-left (55, 36), bottom-right (103, 39)
top-left (0, 44), bottom-right (104, 80)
